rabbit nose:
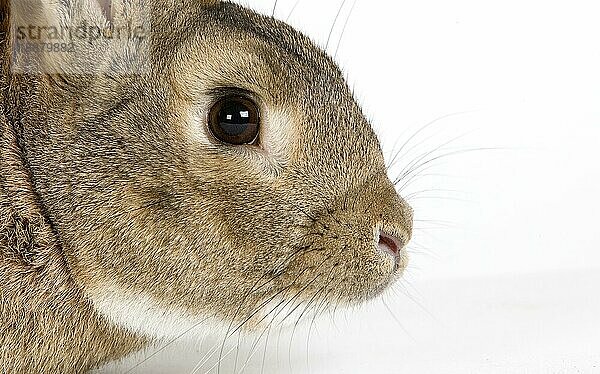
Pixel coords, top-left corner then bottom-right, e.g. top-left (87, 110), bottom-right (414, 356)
top-left (377, 230), bottom-right (402, 258)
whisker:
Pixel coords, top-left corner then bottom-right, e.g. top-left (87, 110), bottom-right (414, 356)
top-left (333, 0), bottom-right (358, 58)
top-left (409, 195), bottom-right (472, 204)
top-left (123, 315), bottom-right (212, 373)
top-left (394, 281), bottom-right (436, 321)
top-left (216, 268), bottom-right (295, 374)
top-left (260, 323), bottom-right (271, 374)
top-left (233, 331), bottom-right (242, 374)
top-left (413, 218), bottom-right (458, 227)
top-left (394, 162), bottom-right (451, 193)
top-left (190, 339), bottom-right (236, 374)
top-left (386, 111), bottom-right (475, 171)
top-left (396, 147), bottom-right (503, 192)
top-left (389, 127), bottom-right (458, 173)
top-left (304, 287), bottom-right (328, 371)
top-left (237, 272), bottom-right (328, 374)
top-left (233, 324), bottom-right (270, 374)
top-left (214, 243), bottom-right (332, 371)
top-left (229, 255), bottom-right (333, 338)
top-left (286, 0), bottom-right (301, 22)
top-left (404, 188), bottom-right (464, 200)
top-left (381, 297), bottom-right (414, 340)
top-left (405, 248), bottom-right (440, 260)
top-left (325, 0), bottom-right (347, 50)
top-left (194, 343), bottom-right (239, 374)
top-left (394, 132), bottom-right (473, 186)
top-left (271, 0), bottom-right (278, 17)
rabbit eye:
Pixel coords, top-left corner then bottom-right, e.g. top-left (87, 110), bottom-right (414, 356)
top-left (208, 96), bottom-right (260, 145)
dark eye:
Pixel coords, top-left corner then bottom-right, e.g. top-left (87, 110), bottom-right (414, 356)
top-left (208, 96), bottom-right (260, 145)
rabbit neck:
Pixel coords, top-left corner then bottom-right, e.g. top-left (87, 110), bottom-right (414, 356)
top-left (0, 78), bottom-right (147, 374)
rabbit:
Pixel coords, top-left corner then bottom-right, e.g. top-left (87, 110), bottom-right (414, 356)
top-left (0, 0), bottom-right (413, 372)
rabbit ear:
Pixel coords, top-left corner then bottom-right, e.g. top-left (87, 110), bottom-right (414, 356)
top-left (96, 0), bottom-right (114, 23)
top-left (10, 0), bottom-right (107, 34)
top-left (8, 0), bottom-right (153, 75)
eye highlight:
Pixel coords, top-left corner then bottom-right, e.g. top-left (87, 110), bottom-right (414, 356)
top-left (208, 96), bottom-right (260, 145)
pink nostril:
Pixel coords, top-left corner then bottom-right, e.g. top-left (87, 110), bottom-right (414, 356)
top-left (378, 232), bottom-right (400, 256)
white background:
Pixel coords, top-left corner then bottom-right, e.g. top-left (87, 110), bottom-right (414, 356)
top-left (100, 1), bottom-right (600, 373)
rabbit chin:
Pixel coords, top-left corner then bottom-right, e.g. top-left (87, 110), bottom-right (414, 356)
top-left (88, 285), bottom-right (325, 341)
top-left (87, 285), bottom-right (234, 341)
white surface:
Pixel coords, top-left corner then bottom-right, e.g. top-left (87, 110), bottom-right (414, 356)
top-left (102, 1), bottom-right (600, 372)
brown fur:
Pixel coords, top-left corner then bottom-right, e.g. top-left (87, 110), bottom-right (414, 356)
top-left (1, 0), bottom-right (413, 372)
